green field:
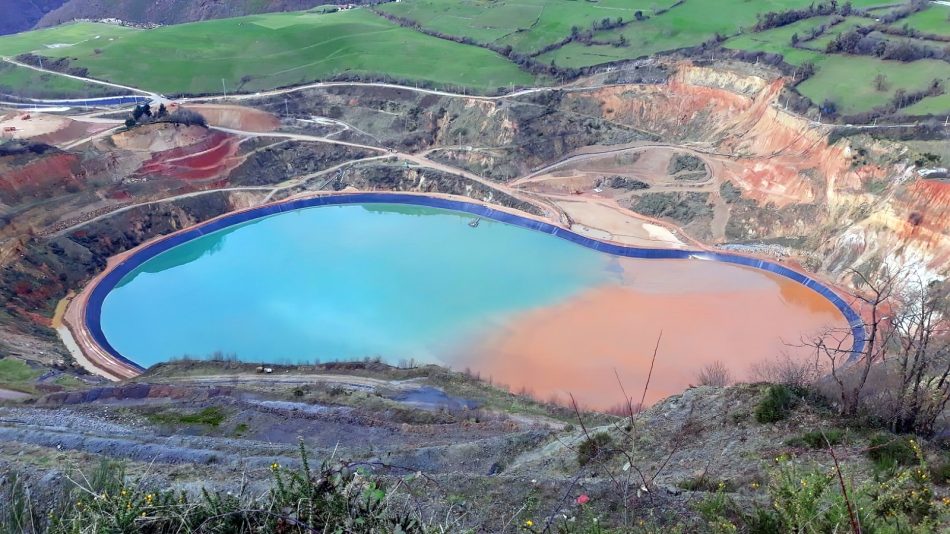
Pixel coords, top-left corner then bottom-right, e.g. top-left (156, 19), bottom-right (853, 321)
top-left (0, 61), bottom-right (119, 99)
top-left (893, 4), bottom-right (950, 37)
top-left (796, 56), bottom-right (950, 114)
top-left (725, 16), bottom-right (834, 65)
top-left (0, 22), bottom-right (137, 56)
top-left (0, 358), bottom-right (40, 393)
top-left (0, 10), bottom-right (537, 94)
top-left (802, 16), bottom-right (868, 51)
top-left (904, 92), bottom-right (950, 117)
top-left (0, 1), bottom-right (945, 115)
top-left (379, 0), bottom-right (678, 53)
top-left (538, 0), bottom-right (825, 68)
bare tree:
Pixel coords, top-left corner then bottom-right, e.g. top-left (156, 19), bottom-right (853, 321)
top-left (806, 267), bottom-right (899, 417)
top-left (696, 360), bottom-right (732, 387)
top-left (806, 267), bottom-right (950, 435)
top-left (883, 278), bottom-right (950, 435)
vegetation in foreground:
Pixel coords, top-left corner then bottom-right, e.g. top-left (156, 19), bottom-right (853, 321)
top-left (2, 407), bottom-right (948, 533)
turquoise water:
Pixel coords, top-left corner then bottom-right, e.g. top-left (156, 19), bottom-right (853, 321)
top-left (100, 204), bottom-right (616, 367)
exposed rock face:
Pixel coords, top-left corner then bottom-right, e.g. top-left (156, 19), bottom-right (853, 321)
top-left (0, 143), bottom-right (84, 204)
top-left (566, 64), bottom-right (948, 282)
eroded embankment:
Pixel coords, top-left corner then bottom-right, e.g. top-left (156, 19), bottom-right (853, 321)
top-left (542, 64), bottom-right (948, 282)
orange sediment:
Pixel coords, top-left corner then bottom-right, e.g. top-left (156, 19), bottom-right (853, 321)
top-left (450, 259), bottom-right (849, 410)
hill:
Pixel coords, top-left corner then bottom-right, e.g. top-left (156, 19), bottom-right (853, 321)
top-left (29, 0), bottom-right (371, 31)
top-left (0, 0), bottom-right (67, 36)
top-left (0, 11), bottom-right (538, 95)
top-left (0, 0), bottom-right (947, 121)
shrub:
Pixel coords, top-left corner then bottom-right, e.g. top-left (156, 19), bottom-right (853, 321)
top-left (632, 192), bottom-right (713, 224)
top-left (149, 406), bottom-right (226, 427)
top-left (785, 429), bottom-right (845, 449)
top-left (930, 457), bottom-right (950, 485)
top-left (163, 109), bottom-right (208, 127)
top-left (867, 434), bottom-right (918, 470)
top-left (667, 153), bottom-right (705, 175)
top-left (719, 181), bottom-right (742, 203)
top-left (699, 452), bottom-right (946, 532)
top-left (755, 385), bottom-right (796, 423)
top-left (576, 432), bottom-right (615, 466)
top-left (678, 474), bottom-right (735, 493)
top-left (42, 444), bottom-right (423, 533)
top-left (696, 360), bottom-right (731, 387)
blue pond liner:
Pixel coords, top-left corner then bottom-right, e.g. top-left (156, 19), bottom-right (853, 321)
top-left (84, 193), bottom-right (866, 372)
top-left (1, 95), bottom-right (150, 108)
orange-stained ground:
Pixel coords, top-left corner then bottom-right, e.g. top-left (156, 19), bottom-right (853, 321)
top-left (449, 259), bottom-right (849, 411)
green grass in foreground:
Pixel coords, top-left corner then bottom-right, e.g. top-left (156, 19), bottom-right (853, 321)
top-left (0, 61), bottom-right (119, 99)
top-left (0, 10), bottom-right (536, 95)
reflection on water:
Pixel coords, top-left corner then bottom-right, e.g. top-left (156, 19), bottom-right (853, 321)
top-left (116, 224), bottom-right (245, 287)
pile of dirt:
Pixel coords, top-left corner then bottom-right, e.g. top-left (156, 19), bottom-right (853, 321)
top-left (0, 112), bottom-right (110, 146)
top-left (135, 130), bottom-right (244, 180)
top-left (186, 104), bottom-right (279, 132)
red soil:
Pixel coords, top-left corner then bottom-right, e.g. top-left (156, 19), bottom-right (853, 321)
top-left (892, 179), bottom-right (950, 265)
top-left (135, 131), bottom-right (244, 181)
top-left (0, 151), bottom-right (84, 204)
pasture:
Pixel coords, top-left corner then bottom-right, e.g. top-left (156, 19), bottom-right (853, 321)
top-left (0, 1), bottom-right (945, 115)
top-left (379, 0), bottom-right (678, 53)
top-left (0, 10), bottom-right (536, 95)
top-left (0, 61), bottom-right (120, 99)
top-left (795, 56), bottom-right (950, 115)
top-left (894, 4), bottom-right (950, 37)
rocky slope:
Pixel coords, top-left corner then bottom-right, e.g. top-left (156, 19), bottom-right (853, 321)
top-left (0, 362), bottom-right (947, 531)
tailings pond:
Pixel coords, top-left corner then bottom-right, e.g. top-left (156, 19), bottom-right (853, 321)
top-left (96, 202), bottom-right (851, 408)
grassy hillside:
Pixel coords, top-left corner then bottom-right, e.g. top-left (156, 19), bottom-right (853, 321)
top-left (796, 56), bottom-right (950, 115)
top-left (0, 10), bottom-right (537, 95)
top-left (34, 0), bottom-right (363, 28)
top-left (0, 62), bottom-right (120, 99)
top-left (896, 3), bottom-right (950, 37)
top-left (0, 1), bottom-right (947, 115)
top-left (379, 0), bottom-right (680, 53)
